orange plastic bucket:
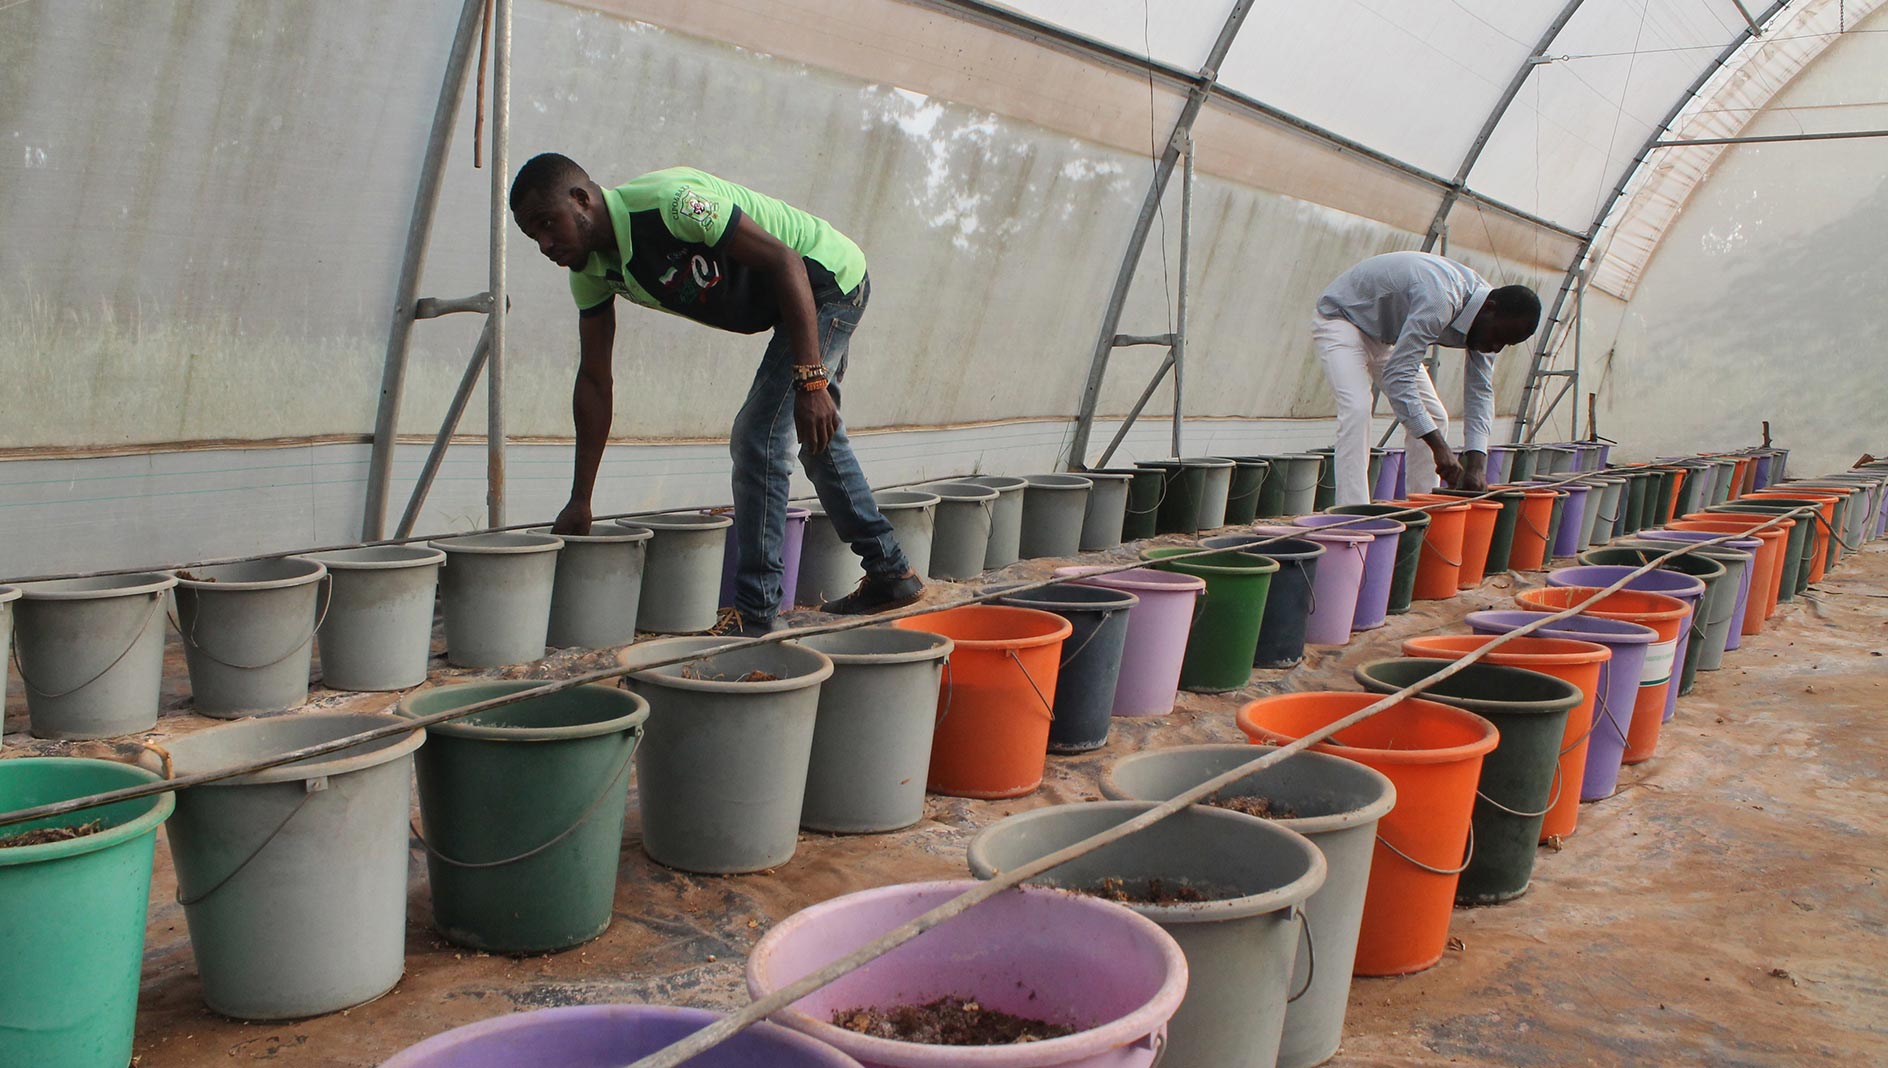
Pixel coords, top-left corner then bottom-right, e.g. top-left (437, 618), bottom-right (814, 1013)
top-left (1236, 691), bottom-right (1497, 977)
top-left (1400, 499), bottom-right (1467, 600)
top-left (1514, 586), bottom-right (1688, 767)
top-left (1739, 491), bottom-right (1838, 580)
top-left (1669, 517), bottom-right (1788, 628)
top-left (1400, 634), bottom-right (1609, 841)
top-left (1505, 488), bottom-right (1559, 571)
top-left (892, 605), bottom-right (1071, 799)
top-left (1411, 495), bottom-right (1498, 588)
top-left (1730, 456), bottom-right (1754, 497)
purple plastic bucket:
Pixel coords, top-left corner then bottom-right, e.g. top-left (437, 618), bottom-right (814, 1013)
top-left (1055, 566), bottom-right (1204, 717)
top-left (1465, 609), bottom-right (1656, 801)
top-left (1751, 453), bottom-right (1774, 489)
top-left (747, 880), bottom-right (1188, 1068)
top-left (1640, 529), bottom-right (1761, 651)
top-left (1253, 525), bottom-right (1366, 645)
top-left (1548, 565), bottom-right (1703, 723)
top-left (1374, 450), bottom-right (1405, 502)
top-left (1551, 483), bottom-right (1592, 558)
top-left (716, 505), bottom-right (811, 611)
top-left (1485, 445), bottom-right (1514, 485)
top-left (1291, 516), bottom-right (1403, 631)
top-left (382, 1003), bottom-right (863, 1067)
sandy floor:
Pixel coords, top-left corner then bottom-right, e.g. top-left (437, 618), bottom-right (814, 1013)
top-left (5, 534), bottom-right (1884, 1067)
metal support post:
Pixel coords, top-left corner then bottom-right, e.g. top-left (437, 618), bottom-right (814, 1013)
top-left (361, 0), bottom-right (489, 540)
top-left (1066, 0), bottom-right (1258, 468)
top-left (485, 0), bottom-right (511, 527)
top-left (1171, 136), bottom-right (1193, 458)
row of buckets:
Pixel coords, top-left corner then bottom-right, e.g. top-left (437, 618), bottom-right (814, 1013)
top-left (4, 444), bottom-right (1874, 1068)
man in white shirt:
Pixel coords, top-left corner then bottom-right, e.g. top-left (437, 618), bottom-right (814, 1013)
top-left (1313, 251), bottom-right (1541, 505)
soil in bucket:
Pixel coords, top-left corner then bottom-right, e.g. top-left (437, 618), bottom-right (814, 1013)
top-left (1464, 610), bottom-right (1655, 803)
top-left (0, 758), bottom-right (175, 1068)
top-left (173, 557), bottom-right (327, 717)
top-left (11, 572), bottom-right (177, 740)
top-left (1355, 659), bottom-right (1579, 904)
top-left (891, 605), bottom-right (1070, 798)
top-left (967, 803), bottom-right (1326, 1068)
top-left (747, 880), bottom-right (1188, 1068)
top-left (1199, 534), bottom-right (1322, 669)
top-left (381, 1003), bottom-right (866, 1068)
top-left (1055, 565), bottom-right (1205, 718)
top-left (1142, 547), bottom-right (1278, 692)
top-left (996, 583), bottom-right (1139, 753)
top-left (1099, 745), bottom-right (1394, 1068)
top-left (431, 532), bottom-right (564, 666)
top-left (1328, 503), bottom-right (1429, 614)
top-left (1515, 586), bottom-right (1690, 773)
top-left (299, 545), bottom-right (445, 692)
top-left (835, 999), bottom-right (1074, 1045)
top-left (1238, 691), bottom-right (1498, 976)
top-left (163, 712), bottom-right (425, 1019)
top-left (1411, 495), bottom-right (1496, 588)
top-left (1399, 498), bottom-right (1467, 598)
top-left (1401, 634), bottom-right (1608, 842)
top-left (398, 681), bottom-right (650, 953)
top-left (621, 637), bottom-right (832, 872)
top-left (795, 627), bottom-right (953, 834)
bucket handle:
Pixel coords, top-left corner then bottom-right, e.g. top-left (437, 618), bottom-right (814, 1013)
top-left (1476, 760), bottom-right (1562, 820)
top-left (1125, 470), bottom-right (1170, 516)
top-left (1287, 905), bottom-right (1317, 1004)
top-left (1135, 1030), bottom-right (1169, 1067)
top-left (169, 580), bottom-right (334, 672)
top-left (935, 656), bottom-right (955, 727)
top-left (12, 591), bottom-right (167, 700)
top-left (1420, 536), bottom-right (1463, 569)
top-left (1297, 558), bottom-right (1317, 617)
top-left (178, 776), bottom-right (326, 907)
top-left (1595, 685), bottom-right (1633, 747)
top-left (1377, 822), bottom-right (1474, 876)
top-left (1519, 510), bottom-right (1551, 543)
top-left (411, 732), bottom-right (640, 870)
top-left (1003, 648), bottom-right (1055, 720)
top-left (1057, 608), bottom-right (1122, 668)
top-left (1226, 466), bottom-right (1270, 503)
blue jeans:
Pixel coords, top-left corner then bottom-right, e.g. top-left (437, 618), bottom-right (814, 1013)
top-left (730, 275), bottom-right (909, 622)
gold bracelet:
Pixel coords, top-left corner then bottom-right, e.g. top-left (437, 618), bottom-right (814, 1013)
top-left (791, 364), bottom-right (829, 382)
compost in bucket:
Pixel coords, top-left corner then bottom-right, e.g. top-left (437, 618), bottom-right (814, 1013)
top-left (833, 999), bottom-right (1076, 1045)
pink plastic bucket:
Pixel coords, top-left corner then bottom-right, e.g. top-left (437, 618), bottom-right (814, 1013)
top-left (1255, 525), bottom-right (1368, 645)
top-left (1054, 566), bottom-right (1204, 717)
top-left (747, 880), bottom-right (1188, 1068)
top-left (1292, 514), bottom-right (1404, 630)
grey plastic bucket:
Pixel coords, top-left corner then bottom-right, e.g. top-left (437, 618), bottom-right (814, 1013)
top-left (796, 507), bottom-right (864, 606)
top-left (173, 558), bottom-right (327, 717)
top-left (1018, 474), bottom-right (1094, 559)
top-left (1100, 744), bottom-right (1396, 1068)
top-left (1584, 477), bottom-right (1626, 549)
top-left (11, 572), bottom-right (177, 739)
top-left (163, 711), bottom-right (425, 1019)
top-left (1079, 469), bottom-right (1137, 551)
top-left (620, 637), bottom-right (834, 873)
top-left (431, 532), bottom-right (563, 666)
top-left (625, 513), bottom-right (730, 630)
top-left (1188, 457), bottom-right (1237, 530)
top-left (530, 523), bottom-right (651, 648)
top-left (968, 801), bottom-right (1326, 1068)
top-left (0, 585), bottom-right (17, 717)
top-left (876, 489), bottom-right (940, 579)
top-left (1277, 454), bottom-right (1323, 515)
top-left (923, 481), bottom-right (999, 580)
top-left (965, 475), bottom-right (1028, 569)
top-left (298, 546), bottom-right (444, 692)
top-left (793, 627), bottom-right (953, 833)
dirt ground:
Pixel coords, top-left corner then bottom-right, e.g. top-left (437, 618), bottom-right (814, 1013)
top-left (5, 534), bottom-right (1884, 1067)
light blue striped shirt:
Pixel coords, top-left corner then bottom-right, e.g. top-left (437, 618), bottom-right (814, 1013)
top-left (1316, 251), bottom-right (1498, 453)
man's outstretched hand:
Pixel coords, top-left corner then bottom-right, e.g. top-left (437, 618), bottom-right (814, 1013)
top-left (1454, 450), bottom-right (1488, 493)
top-left (552, 499), bottom-right (593, 536)
top-left (1431, 443), bottom-right (1464, 491)
top-left (797, 389), bottom-right (839, 455)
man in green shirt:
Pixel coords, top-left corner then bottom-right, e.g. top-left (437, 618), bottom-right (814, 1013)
top-left (509, 154), bottom-right (922, 635)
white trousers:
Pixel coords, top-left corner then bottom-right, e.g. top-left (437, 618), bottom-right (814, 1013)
top-left (1313, 315), bottom-right (1449, 506)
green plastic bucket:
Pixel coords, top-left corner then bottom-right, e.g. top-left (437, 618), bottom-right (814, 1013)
top-left (0, 758), bottom-right (173, 1068)
top-left (1141, 547), bottom-right (1277, 693)
top-left (1327, 504), bottom-right (1429, 614)
top-left (1221, 457), bottom-right (1273, 526)
top-left (1120, 466), bottom-right (1167, 541)
top-left (1138, 459), bottom-right (1208, 535)
top-left (399, 682), bottom-right (650, 953)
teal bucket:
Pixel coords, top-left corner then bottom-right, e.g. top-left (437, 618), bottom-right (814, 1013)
top-left (400, 682), bottom-right (650, 953)
top-left (0, 758), bottom-right (174, 1068)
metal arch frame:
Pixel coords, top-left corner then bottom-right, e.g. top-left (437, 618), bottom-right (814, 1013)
top-left (1512, 1), bottom-right (1794, 443)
